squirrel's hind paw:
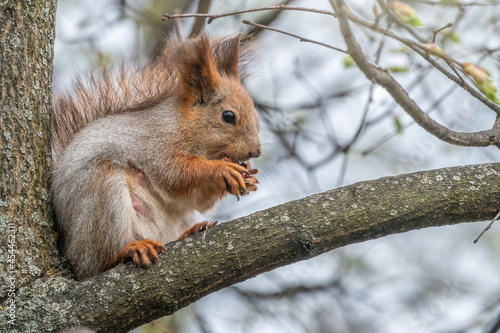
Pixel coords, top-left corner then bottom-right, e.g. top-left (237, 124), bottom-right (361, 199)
top-left (178, 221), bottom-right (218, 240)
top-left (117, 239), bottom-right (166, 268)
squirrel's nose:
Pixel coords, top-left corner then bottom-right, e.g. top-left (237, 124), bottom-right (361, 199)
top-left (248, 148), bottom-right (261, 159)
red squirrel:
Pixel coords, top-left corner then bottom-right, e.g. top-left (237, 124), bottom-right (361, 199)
top-left (51, 35), bottom-right (261, 280)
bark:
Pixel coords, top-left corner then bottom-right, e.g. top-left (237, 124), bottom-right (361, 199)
top-left (0, 0), bottom-right (59, 299)
top-left (0, 1), bottom-right (499, 332)
top-left (1, 163), bottom-right (498, 332)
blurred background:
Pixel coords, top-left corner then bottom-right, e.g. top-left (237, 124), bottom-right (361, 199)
top-left (53, 0), bottom-right (500, 332)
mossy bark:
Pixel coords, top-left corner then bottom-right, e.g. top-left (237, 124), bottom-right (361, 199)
top-left (0, 0), bottom-right (58, 299)
top-left (1, 163), bottom-right (498, 332)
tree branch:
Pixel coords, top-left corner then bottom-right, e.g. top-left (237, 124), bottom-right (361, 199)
top-left (244, 0), bottom-right (294, 36)
top-left (330, 0), bottom-right (500, 148)
top-left (336, 3), bottom-right (500, 115)
top-left (162, 5), bottom-right (336, 23)
top-left (189, 0), bottom-right (212, 37)
top-left (3, 163), bottom-right (500, 332)
top-left (242, 20), bottom-right (347, 54)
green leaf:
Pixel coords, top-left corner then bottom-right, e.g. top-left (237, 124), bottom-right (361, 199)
top-left (388, 66), bottom-right (409, 73)
top-left (394, 116), bottom-right (404, 133)
top-left (450, 31), bottom-right (461, 43)
top-left (343, 55), bottom-right (355, 67)
top-left (440, 30), bottom-right (461, 43)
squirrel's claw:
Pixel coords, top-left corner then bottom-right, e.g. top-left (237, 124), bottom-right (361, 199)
top-left (220, 157), bottom-right (259, 198)
top-left (178, 220), bottom-right (218, 239)
top-left (117, 239), bottom-right (166, 268)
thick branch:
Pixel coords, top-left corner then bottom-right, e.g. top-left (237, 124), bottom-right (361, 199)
top-left (3, 163), bottom-right (500, 332)
top-left (330, 0), bottom-right (500, 148)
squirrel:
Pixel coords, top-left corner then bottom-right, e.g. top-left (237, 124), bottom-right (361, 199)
top-left (51, 34), bottom-right (261, 280)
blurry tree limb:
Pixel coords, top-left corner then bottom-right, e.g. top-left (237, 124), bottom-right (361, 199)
top-left (165, 2), bottom-right (500, 127)
top-left (486, 311), bottom-right (500, 333)
top-left (3, 2), bottom-right (500, 332)
top-left (362, 84), bottom-right (458, 155)
top-left (189, 0), bottom-right (212, 37)
top-left (245, 0), bottom-right (294, 36)
top-left (333, 3), bottom-right (500, 115)
top-left (376, 0), bottom-right (427, 43)
top-left (3, 163), bottom-right (500, 332)
top-left (331, 0), bottom-right (500, 148)
top-left (242, 20), bottom-right (347, 53)
top-left (162, 5), bottom-right (337, 23)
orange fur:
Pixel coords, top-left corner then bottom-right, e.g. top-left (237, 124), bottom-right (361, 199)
top-left (178, 221), bottom-right (218, 240)
top-left (51, 35), bottom-right (253, 161)
top-left (115, 239), bottom-right (166, 268)
top-left (52, 34), bottom-right (261, 280)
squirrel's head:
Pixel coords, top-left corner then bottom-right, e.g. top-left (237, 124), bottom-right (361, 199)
top-left (175, 34), bottom-right (261, 163)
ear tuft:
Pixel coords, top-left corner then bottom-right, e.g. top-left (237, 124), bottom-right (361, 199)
top-left (176, 35), bottom-right (220, 105)
top-left (212, 35), bottom-right (241, 79)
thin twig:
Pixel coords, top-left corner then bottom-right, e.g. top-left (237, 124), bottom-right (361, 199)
top-left (360, 15), bottom-right (463, 66)
top-left (377, 0), bottom-right (426, 43)
top-left (245, 0), bottom-right (294, 36)
top-left (337, 83), bottom-right (375, 186)
top-left (414, 0), bottom-right (500, 6)
top-left (162, 4), bottom-right (336, 23)
top-left (474, 211), bottom-right (500, 243)
top-left (242, 20), bottom-right (348, 54)
top-left (330, 0), bottom-right (500, 148)
top-left (338, 5), bottom-right (500, 115)
top-left (432, 23), bottom-right (453, 43)
top-left (362, 84), bottom-right (457, 155)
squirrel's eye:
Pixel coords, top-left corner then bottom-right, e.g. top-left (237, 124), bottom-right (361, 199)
top-left (222, 110), bottom-right (236, 125)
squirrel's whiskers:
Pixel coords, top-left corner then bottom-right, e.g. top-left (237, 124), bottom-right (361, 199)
top-left (51, 35), bottom-right (261, 280)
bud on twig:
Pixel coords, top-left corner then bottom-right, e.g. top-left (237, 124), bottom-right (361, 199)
top-left (388, 2), bottom-right (422, 27)
top-left (373, 3), bottom-right (381, 19)
top-left (343, 55), bottom-right (355, 67)
top-left (463, 63), bottom-right (499, 103)
top-left (424, 42), bottom-right (444, 57)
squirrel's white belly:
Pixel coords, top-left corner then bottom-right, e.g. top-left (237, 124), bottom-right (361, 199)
top-left (123, 178), bottom-right (198, 244)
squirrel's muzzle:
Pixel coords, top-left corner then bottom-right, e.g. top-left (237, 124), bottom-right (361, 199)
top-left (248, 148), bottom-right (261, 159)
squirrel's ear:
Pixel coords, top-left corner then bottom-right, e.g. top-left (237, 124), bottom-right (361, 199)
top-left (177, 35), bottom-right (220, 105)
top-left (213, 35), bottom-right (241, 79)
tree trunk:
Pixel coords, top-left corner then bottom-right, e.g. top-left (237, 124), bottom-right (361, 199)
top-left (1, 163), bottom-right (498, 332)
top-left (0, 0), bottom-right (58, 299)
top-left (1, 2), bottom-right (499, 332)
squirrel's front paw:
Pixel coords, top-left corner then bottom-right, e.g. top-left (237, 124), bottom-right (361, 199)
top-left (218, 158), bottom-right (260, 197)
top-left (215, 161), bottom-right (249, 197)
top-left (117, 239), bottom-right (166, 268)
top-left (241, 160), bottom-right (259, 193)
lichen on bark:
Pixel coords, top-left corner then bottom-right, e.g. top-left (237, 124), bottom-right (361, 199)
top-left (0, 0), bottom-right (59, 298)
top-left (1, 163), bottom-right (498, 332)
